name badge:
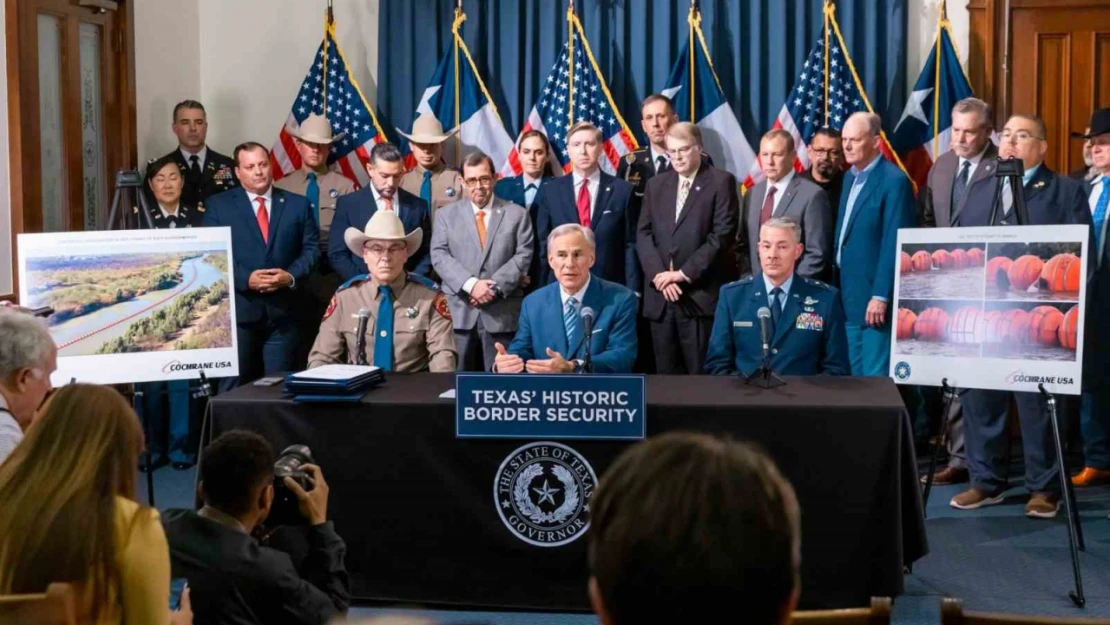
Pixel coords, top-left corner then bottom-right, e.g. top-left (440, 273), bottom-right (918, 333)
top-left (733, 321), bottom-right (753, 328)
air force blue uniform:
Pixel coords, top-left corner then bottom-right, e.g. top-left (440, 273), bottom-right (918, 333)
top-left (704, 274), bottom-right (850, 377)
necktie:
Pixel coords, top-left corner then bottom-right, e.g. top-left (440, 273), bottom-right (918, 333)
top-left (952, 160), bottom-right (971, 215)
top-left (373, 285), bottom-right (394, 371)
top-left (476, 210), bottom-right (487, 248)
top-left (1000, 179), bottom-right (1014, 224)
top-left (1093, 178), bottom-right (1109, 253)
top-left (524, 183), bottom-right (538, 208)
top-left (189, 154), bottom-right (201, 181)
top-left (420, 170), bottom-right (433, 206)
top-left (676, 178), bottom-right (692, 222)
top-left (255, 197), bottom-right (270, 244)
top-left (760, 186), bottom-right (778, 226)
top-left (769, 287), bottom-right (783, 330)
top-left (564, 296), bottom-right (580, 350)
top-left (576, 179), bottom-right (591, 227)
top-left (380, 194), bottom-right (393, 211)
top-left (656, 155), bottom-right (669, 173)
top-left (305, 172), bottom-right (320, 228)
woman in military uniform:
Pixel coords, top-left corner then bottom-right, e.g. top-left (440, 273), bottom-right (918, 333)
top-left (145, 155), bottom-right (199, 228)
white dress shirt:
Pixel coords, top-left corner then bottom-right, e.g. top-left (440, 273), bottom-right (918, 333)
top-left (462, 200), bottom-right (494, 294)
top-left (560, 275), bottom-right (591, 310)
top-left (650, 146), bottom-right (670, 173)
top-left (763, 170), bottom-right (796, 217)
top-left (181, 146), bottom-right (209, 170)
top-left (573, 169), bottom-right (602, 221)
top-left (246, 188), bottom-right (274, 217)
top-left (762, 273), bottom-right (794, 311)
top-left (522, 174), bottom-right (542, 208)
top-left (957, 145), bottom-right (990, 183)
top-left (0, 393), bottom-right (21, 465)
top-left (159, 203), bottom-right (181, 219)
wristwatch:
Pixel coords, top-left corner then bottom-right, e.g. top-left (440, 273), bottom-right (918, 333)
top-left (490, 283), bottom-right (504, 299)
top-left (572, 359), bottom-right (586, 373)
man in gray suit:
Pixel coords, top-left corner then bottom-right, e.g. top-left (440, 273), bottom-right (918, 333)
top-left (431, 151), bottom-right (534, 371)
top-left (738, 129), bottom-right (832, 279)
top-left (918, 97), bottom-right (997, 486)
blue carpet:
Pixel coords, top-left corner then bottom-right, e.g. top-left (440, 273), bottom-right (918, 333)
top-left (142, 462), bottom-right (1110, 624)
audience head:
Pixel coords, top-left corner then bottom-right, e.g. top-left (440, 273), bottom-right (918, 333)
top-left (950, 98), bottom-right (993, 160)
top-left (350, 210), bottom-right (418, 284)
top-left (232, 142), bottom-right (274, 195)
top-left (461, 151), bottom-right (496, 209)
top-left (999, 114), bottom-right (1048, 170)
top-left (145, 156), bottom-right (185, 209)
top-left (842, 112), bottom-right (883, 168)
top-left (367, 142), bottom-right (406, 199)
top-left (665, 122), bottom-right (703, 176)
top-left (0, 310), bottom-right (57, 430)
top-left (588, 431), bottom-right (801, 625)
top-left (760, 129), bottom-right (797, 183)
top-left (172, 99), bottom-right (208, 152)
top-left (0, 384), bottom-right (145, 621)
top-left (640, 94), bottom-right (678, 150)
top-left (198, 430), bottom-right (276, 530)
top-left (517, 130), bottom-right (553, 179)
top-left (290, 114), bottom-right (340, 173)
top-left (547, 224), bottom-right (596, 293)
top-left (807, 128), bottom-right (843, 181)
top-left (759, 217), bottom-right (805, 283)
top-left (402, 114), bottom-right (452, 169)
top-left (1083, 109), bottom-right (1110, 175)
top-left (567, 122), bottom-right (604, 176)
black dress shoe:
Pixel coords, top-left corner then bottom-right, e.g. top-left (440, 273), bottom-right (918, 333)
top-left (171, 461), bottom-right (195, 471)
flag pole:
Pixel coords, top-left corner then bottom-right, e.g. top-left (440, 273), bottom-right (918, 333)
top-left (567, 0), bottom-right (575, 127)
top-left (932, 0), bottom-right (944, 160)
top-left (823, 0), bottom-right (832, 127)
top-left (688, 1), bottom-right (697, 122)
top-left (322, 1), bottom-right (333, 118)
top-left (453, 1), bottom-right (464, 166)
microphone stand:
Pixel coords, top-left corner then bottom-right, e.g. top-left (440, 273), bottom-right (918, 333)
top-left (355, 313), bottom-right (370, 366)
top-left (582, 314), bottom-right (594, 374)
top-left (745, 311), bottom-right (786, 389)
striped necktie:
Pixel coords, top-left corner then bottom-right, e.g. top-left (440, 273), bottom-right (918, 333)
top-left (564, 296), bottom-right (579, 351)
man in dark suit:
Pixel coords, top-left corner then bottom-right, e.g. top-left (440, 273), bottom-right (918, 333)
top-left (739, 129), bottom-right (831, 279)
top-left (202, 142), bottom-right (318, 390)
top-left (493, 224), bottom-right (638, 374)
top-left (918, 97), bottom-right (998, 487)
top-left (706, 217), bottom-right (849, 376)
top-left (159, 100), bottom-right (238, 221)
top-left (802, 128), bottom-right (846, 222)
top-left (494, 130), bottom-right (554, 289)
top-left (329, 142), bottom-right (432, 281)
top-left (1070, 126), bottom-right (1098, 182)
top-left (637, 122), bottom-right (738, 374)
top-left (833, 112), bottom-right (916, 377)
top-left (952, 114), bottom-right (1091, 518)
top-left (535, 122), bottom-right (638, 292)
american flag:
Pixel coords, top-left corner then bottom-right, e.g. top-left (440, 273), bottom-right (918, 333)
top-left (745, 3), bottom-right (909, 188)
top-left (505, 23), bottom-right (637, 177)
top-left (271, 20), bottom-right (386, 188)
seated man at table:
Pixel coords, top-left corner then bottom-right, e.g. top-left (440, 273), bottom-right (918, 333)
top-left (589, 431), bottom-right (801, 625)
top-left (307, 210), bottom-right (457, 372)
top-left (162, 430), bottom-right (350, 625)
top-left (493, 224), bottom-right (637, 374)
top-left (705, 217), bottom-right (849, 376)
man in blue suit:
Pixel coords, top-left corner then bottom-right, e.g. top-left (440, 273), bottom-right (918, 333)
top-left (706, 217), bottom-right (849, 376)
top-left (329, 142), bottom-right (432, 281)
top-left (494, 130), bottom-right (554, 290)
top-left (202, 142), bottom-right (318, 390)
top-left (493, 224), bottom-right (637, 374)
top-left (833, 112), bottom-right (916, 376)
top-left (950, 114), bottom-right (1091, 518)
top-left (535, 122), bottom-right (639, 293)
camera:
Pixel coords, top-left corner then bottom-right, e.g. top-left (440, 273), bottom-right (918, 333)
top-left (269, 444), bottom-right (316, 526)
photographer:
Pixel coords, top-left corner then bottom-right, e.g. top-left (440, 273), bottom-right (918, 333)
top-left (162, 430), bottom-right (349, 625)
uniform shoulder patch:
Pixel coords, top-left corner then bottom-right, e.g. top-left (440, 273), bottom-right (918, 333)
top-left (323, 295), bottom-right (339, 320)
top-left (407, 272), bottom-right (440, 291)
top-left (338, 274), bottom-right (370, 292)
top-left (433, 292), bottom-right (451, 320)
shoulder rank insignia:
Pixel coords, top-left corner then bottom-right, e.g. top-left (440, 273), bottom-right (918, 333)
top-left (433, 292), bottom-right (451, 320)
top-left (804, 278), bottom-right (832, 290)
top-left (407, 272), bottom-right (440, 291)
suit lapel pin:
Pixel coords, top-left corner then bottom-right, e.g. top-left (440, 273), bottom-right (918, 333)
top-left (695, 186), bottom-right (701, 192)
top-left (1034, 181), bottom-right (1046, 189)
top-left (604, 187), bottom-right (611, 193)
top-left (446, 187), bottom-right (456, 197)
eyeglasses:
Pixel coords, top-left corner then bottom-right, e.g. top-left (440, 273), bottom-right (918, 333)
top-left (999, 130), bottom-right (1044, 143)
top-left (365, 244), bottom-right (407, 257)
top-left (464, 176), bottom-right (495, 187)
top-left (666, 145), bottom-right (695, 158)
top-left (812, 148), bottom-right (842, 158)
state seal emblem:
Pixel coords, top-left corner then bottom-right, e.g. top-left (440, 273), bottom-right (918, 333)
top-left (494, 441), bottom-right (597, 547)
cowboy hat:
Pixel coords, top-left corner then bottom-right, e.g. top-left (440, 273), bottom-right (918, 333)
top-left (1072, 109), bottom-right (1110, 139)
top-left (288, 113), bottom-right (345, 144)
top-left (344, 209), bottom-right (423, 258)
top-left (396, 113), bottom-right (455, 144)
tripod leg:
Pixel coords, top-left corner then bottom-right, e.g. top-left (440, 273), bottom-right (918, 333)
top-left (922, 387), bottom-right (956, 511)
top-left (1045, 391), bottom-right (1084, 607)
top-left (134, 390), bottom-right (156, 507)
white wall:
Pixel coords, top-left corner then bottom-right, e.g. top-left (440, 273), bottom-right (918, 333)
top-left (907, 0), bottom-right (971, 80)
top-left (134, 0), bottom-right (201, 163)
top-left (0, 2), bottom-right (11, 296)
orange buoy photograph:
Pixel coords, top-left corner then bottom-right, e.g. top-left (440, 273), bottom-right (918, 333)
top-left (1058, 305), bottom-right (1079, 350)
top-left (898, 244), bottom-right (986, 300)
top-left (896, 307), bottom-right (917, 340)
top-left (896, 301), bottom-right (979, 357)
top-left (985, 242), bottom-right (1083, 302)
top-left (980, 303), bottom-right (1077, 361)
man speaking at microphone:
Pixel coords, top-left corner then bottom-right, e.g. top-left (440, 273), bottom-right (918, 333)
top-left (307, 210), bottom-right (457, 372)
top-left (705, 217), bottom-right (849, 376)
top-left (493, 224), bottom-right (637, 374)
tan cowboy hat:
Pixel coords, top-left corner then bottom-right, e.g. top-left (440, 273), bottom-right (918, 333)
top-left (344, 209), bottom-right (423, 258)
top-left (288, 113), bottom-right (345, 144)
top-left (396, 113), bottom-right (455, 144)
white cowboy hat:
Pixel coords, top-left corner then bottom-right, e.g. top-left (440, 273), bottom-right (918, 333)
top-left (344, 209), bottom-right (423, 258)
top-left (288, 113), bottom-right (345, 144)
top-left (396, 113), bottom-right (455, 144)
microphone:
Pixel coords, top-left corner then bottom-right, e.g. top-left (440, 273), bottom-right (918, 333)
top-left (355, 307), bottom-right (371, 366)
top-left (757, 307), bottom-right (772, 363)
top-left (579, 307), bottom-right (595, 374)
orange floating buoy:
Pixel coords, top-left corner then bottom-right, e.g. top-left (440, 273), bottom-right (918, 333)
top-left (1040, 253), bottom-right (1081, 293)
top-left (986, 308), bottom-right (1031, 343)
top-left (914, 307), bottom-right (949, 342)
top-left (1028, 305), bottom-right (1064, 347)
top-left (900, 251), bottom-right (912, 275)
top-left (932, 249), bottom-right (954, 270)
top-left (1058, 305), bottom-right (1079, 350)
top-left (1008, 255), bottom-right (1044, 292)
top-left (947, 306), bottom-right (983, 344)
top-left (986, 256), bottom-right (1013, 288)
top-left (951, 248), bottom-right (969, 269)
top-left (896, 308), bottom-right (917, 340)
top-left (967, 248), bottom-right (985, 266)
top-left (911, 250), bottom-right (933, 272)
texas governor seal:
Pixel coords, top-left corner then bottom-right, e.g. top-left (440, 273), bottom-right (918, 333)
top-left (494, 441), bottom-right (598, 547)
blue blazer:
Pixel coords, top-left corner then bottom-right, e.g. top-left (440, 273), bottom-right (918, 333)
top-left (704, 274), bottom-right (850, 376)
top-left (329, 186), bottom-right (432, 280)
top-left (834, 157), bottom-right (916, 324)
top-left (507, 276), bottom-right (638, 373)
top-left (535, 173), bottom-right (640, 292)
top-left (201, 187), bottom-right (318, 324)
top-left (495, 175), bottom-right (552, 287)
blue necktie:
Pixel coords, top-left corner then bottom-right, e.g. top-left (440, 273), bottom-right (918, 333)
top-left (769, 287), bottom-right (783, 332)
top-left (420, 170), bottom-right (433, 206)
top-left (564, 296), bottom-right (579, 352)
top-left (305, 172), bottom-right (320, 228)
top-left (1094, 178), bottom-right (1109, 252)
top-left (525, 183), bottom-right (538, 208)
top-left (373, 285), bottom-right (394, 371)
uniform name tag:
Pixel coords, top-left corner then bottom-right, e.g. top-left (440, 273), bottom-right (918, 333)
top-left (795, 313), bottom-right (824, 331)
top-left (733, 321), bottom-right (753, 328)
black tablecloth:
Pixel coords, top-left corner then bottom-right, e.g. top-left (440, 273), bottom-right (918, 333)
top-left (205, 374), bottom-right (927, 611)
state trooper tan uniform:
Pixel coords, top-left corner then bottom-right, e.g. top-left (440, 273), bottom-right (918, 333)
top-left (397, 113), bottom-right (463, 215)
top-left (307, 209), bottom-right (457, 372)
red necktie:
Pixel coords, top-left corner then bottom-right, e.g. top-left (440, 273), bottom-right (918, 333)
top-left (576, 179), bottom-right (591, 228)
top-left (759, 186), bottom-right (777, 226)
top-left (255, 197), bottom-right (270, 244)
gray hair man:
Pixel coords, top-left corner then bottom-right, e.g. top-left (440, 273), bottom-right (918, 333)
top-left (0, 310), bottom-right (58, 462)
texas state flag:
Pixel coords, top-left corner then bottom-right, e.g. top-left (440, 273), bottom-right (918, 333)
top-left (890, 21), bottom-right (975, 190)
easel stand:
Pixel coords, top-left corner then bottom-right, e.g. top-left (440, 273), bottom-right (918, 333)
top-left (132, 388), bottom-right (155, 506)
top-left (1040, 384), bottom-right (1086, 607)
top-left (921, 378), bottom-right (957, 514)
top-left (105, 169), bottom-right (155, 231)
